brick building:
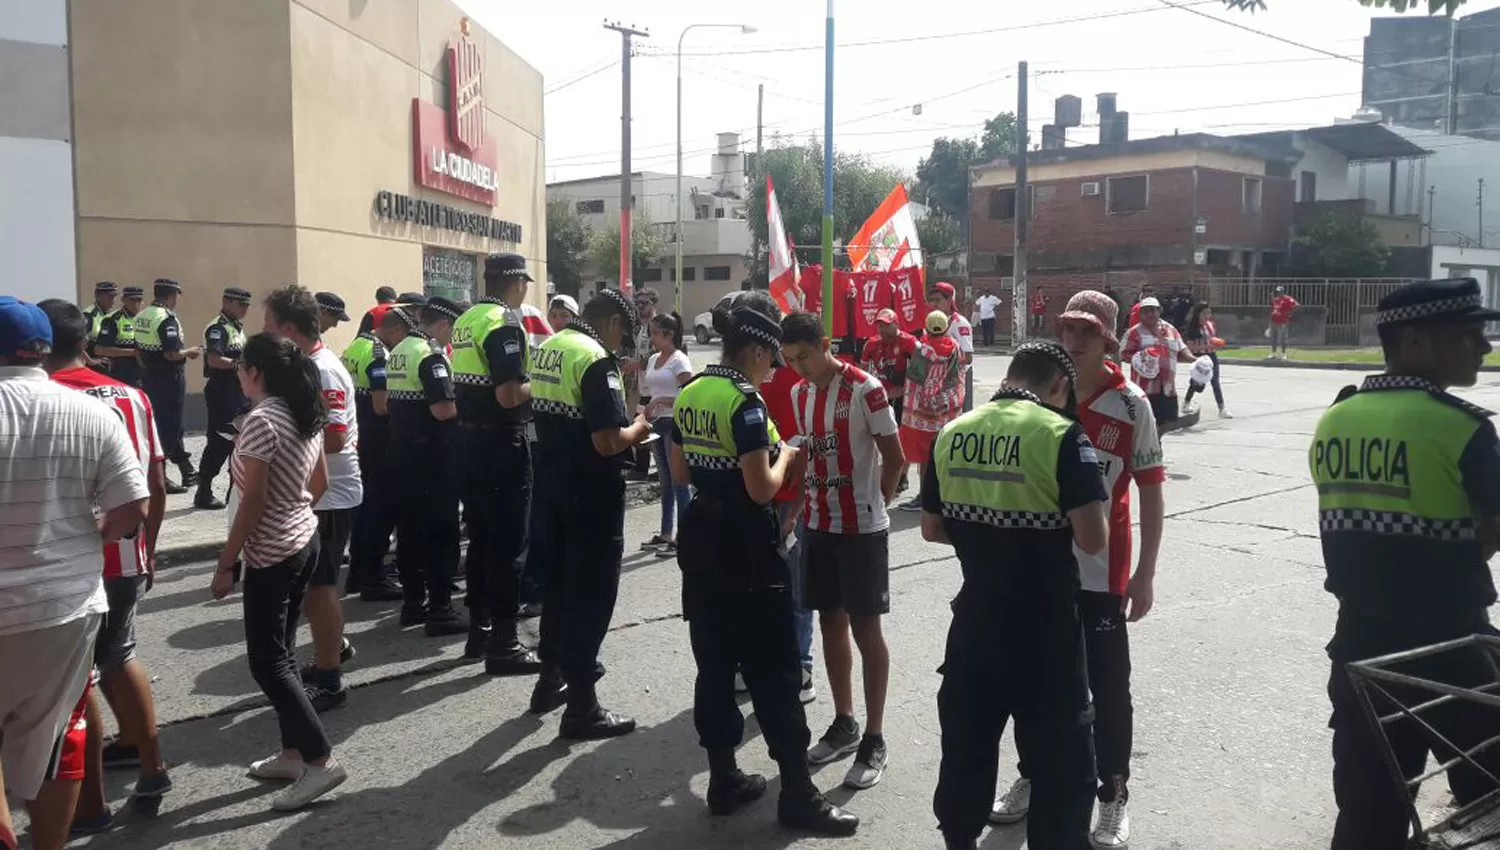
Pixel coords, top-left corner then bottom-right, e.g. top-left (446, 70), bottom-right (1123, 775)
top-left (969, 133), bottom-right (1300, 331)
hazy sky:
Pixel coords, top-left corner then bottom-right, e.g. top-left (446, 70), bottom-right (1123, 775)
top-left (457, 0), bottom-right (1500, 184)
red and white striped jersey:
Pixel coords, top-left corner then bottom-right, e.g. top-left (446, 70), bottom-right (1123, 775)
top-left (51, 367), bottom-right (162, 579)
top-left (792, 360), bottom-right (900, 534)
top-left (1075, 360), bottom-right (1166, 594)
top-left (518, 303), bottom-right (554, 350)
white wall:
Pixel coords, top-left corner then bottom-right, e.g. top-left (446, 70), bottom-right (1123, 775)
top-left (1354, 126), bottom-right (1500, 247)
top-left (0, 0), bottom-right (76, 304)
top-left (1291, 139), bottom-right (1351, 202)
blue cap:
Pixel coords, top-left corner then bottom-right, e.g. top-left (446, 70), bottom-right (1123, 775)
top-left (0, 297), bottom-right (53, 359)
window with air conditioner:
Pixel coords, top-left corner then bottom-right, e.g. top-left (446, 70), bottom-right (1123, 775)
top-left (1106, 175), bottom-right (1147, 214)
top-left (1243, 177), bottom-right (1263, 214)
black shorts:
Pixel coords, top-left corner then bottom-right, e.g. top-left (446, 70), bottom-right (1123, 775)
top-left (1147, 392), bottom-right (1179, 425)
top-left (801, 529), bottom-right (890, 616)
top-left (311, 508), bottom-right (354, 587)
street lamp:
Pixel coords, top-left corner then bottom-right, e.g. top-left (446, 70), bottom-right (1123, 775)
top-left (676, 23), bottom-right (758, 315)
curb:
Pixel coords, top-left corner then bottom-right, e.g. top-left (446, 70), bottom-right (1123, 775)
top-left (1220, 358), bottom-right (1500, 373)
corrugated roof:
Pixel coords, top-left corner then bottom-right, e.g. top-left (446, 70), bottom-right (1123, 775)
top-left (1234, 124), bottom-right (1431, 162)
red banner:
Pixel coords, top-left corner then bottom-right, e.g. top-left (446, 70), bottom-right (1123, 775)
top-left (889, 267), bottom-right (924, 334)
top-left (849, 271), bottom-right (890, 339)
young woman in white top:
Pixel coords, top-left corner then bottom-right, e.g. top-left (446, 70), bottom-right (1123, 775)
top-left (640, 312), bottom-right (693, 556)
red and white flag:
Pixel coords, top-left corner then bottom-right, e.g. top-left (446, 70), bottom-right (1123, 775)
top-left (767, 176), bottom-right (803, 314)
top-left (847, 184), bottom-right (923, 274)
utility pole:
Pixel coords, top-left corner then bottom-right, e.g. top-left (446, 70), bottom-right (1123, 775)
top-left (821, 0), bottom-right (836, 338)
top-left (605, 20), bottom-right (648, 296)
top-left (1012, 60), bottom-right (1029, 346)
top-left (1427, 185), bottom-right (1437, 246)
top-left (1481, 178), bottom-right (1487, 249)
top-left (755, 83), bottom-right (764, 286)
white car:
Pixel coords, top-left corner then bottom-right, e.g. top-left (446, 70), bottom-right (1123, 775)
top-left (692, 291), bottom-right (750, 345)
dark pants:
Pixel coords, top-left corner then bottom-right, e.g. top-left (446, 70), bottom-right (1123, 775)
top-left (110, 358), bottom-right (141, 388)
top-left (349, 426), bottom-right (395, 590)
top-left (536, 472), bottom-right (625, 691)
top-left (519, 442), bottom-right (550, 605)
top-left (981, 317), bottom-right (997, 346)
top-left (1182, 351), bottom-right (1224, 410)
top-left (143, 367), bottom-right (189, 465)
top-left (460, 424), bottom-right (530, 624)
top-left (1019, 590), bottom-right (1133, 799)
top-left (1329, 617), bottom-right (1500, 850)
top-left (393, 437), bottom-right (460, 613)
top-left (935, 593), bottom-right (1096, 848)
top-left (1146, 392), bottom-right (1179, 426)
top-left (199, 376), bottom-right (243, 487)
top-left (242, 537), bottom-right (330, 762)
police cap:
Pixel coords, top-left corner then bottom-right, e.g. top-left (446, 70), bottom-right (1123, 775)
top-left (315, 291), bottom-right (351, 322)
top-left (223, 286), bottom-right (252, 304)
top-left (122, 286), bottom-right (145, 299)
top-left (594, 288), bottom-right (639, 336)
top-left (484, 252), bottom-right (533, 283)
top-left (153, 278), bottom-right (181, 297)
top-left (94, 281), bottom-right (118, 295)
top-left (423, 296), bottom-right (463, 321)
top-left (1377, 277), bottom-right (1500, 327)
top-left (1013, 339), bottom-right (1077, 385)
top-left (397, 292), bottom-right (427, 307)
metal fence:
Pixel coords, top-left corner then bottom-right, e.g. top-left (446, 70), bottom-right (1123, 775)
top-left (1187, 277), bottom-right (1413, 346)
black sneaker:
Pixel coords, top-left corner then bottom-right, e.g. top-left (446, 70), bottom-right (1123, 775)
top-left (559, 706), bottom-right (637, 741)
top-left (807, 716), bottom-right (861, 765)
top-left (134, 771), bottom-right (174, 799)
top-left (778, 790), bottom-right (860, 836)
top-left (424, 608), bottom-right (469, 637)
top-left (305, 683), bottom-right (349, 713)
top-left (193, 489), bottom-right (225, 510)
top-left (359, 580), bottom-right (405, 602)
top-left (70, 808), bottom-right (114, 837)
top-left (842, 735), bottom-right (888, 789)
top-left (399, 605), bottom-right (427, 626)
top-left (654, 540), bottom-right (677, 559)
top-left (299, 639), bottom-right (354, 682)
top-left (706, 770), bottom-right (767, 816)
top-left (102, 741), bottom-right (141, 770)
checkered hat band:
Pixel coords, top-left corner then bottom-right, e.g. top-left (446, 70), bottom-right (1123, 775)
top-left (740, 323), bottom-right (780, 348)
top-left (1376, 294), bottom-right (1479, 326)
top-left (599, 289), bottom-right (638, 328)
top-left (1014, 341), bottom-right (1077, 384)
top-left (1318, 508), bottom-right (1475, 541)
top-left (942, 502), bottom-right (1070, 531)
top-left (430, 303), bottom-right (461, 320)
top-left (533, 398), bottom-right (584, 420)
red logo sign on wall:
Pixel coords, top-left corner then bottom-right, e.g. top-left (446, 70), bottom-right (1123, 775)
top-left (413, 18), bottom-right (499, 206)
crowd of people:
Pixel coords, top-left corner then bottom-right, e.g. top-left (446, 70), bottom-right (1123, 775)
top-left (2, 265), bottom-right (1489, 850)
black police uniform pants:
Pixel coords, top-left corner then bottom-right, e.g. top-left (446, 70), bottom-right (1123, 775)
top-left (518, 443), bottom-right (550, 605)
top-left (1017, 590), bottom-right (1133, 797)
top-left (536, 472), bottom-right (625, 689)
top-left (349, 427), bottom-right (395, 590)
top-left (460, 424), bottom-right (530, 624)
top-left (143, 368), bottom-right (190, 465)
top-left (198, 375), bottom-right (243, 486)
top-left (1329, 620), bottom-right (1500, 850)
top-left (393, 439), bottom-right (460, 613)
top-left (935, 595), bottom-right (1096, 849)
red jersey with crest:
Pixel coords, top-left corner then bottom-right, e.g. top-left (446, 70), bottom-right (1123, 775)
top-left (51, 366), bottom-right (162, 579)
top-left (1075, 360), bottom-right (1166, 594)
top-left (791, 360), bottom-right (899, 534)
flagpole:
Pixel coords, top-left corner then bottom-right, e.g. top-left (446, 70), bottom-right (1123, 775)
top-left (821, 0), bottom-right (835, 337)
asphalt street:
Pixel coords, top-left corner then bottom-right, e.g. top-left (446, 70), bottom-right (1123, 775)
top-left (27, 358), bottom-right (1500, 849)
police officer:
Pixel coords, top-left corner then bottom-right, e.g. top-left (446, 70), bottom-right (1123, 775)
top-left (135, 278), bottom-right (203, 491)
top-left (194, 286), bottom-right (252, 509)
top-left (384, 297), bottom-right (468, 636)
top-left (528, 289), bottom-right (652, 740)
top-left (344, 303), bottom-right (403, 601)
top-left (95, 285), bottom-right (144, 388)
top-left (451, 253), bottom-right (546, 672)
top-left (922, 341), bottom-right (1110, 850)
top-left (671, 296), bottom-right (861, 836)
top-left (1312, 278), bottom-right (1500, 850)
top-left (83, 281), bottom-right (117, 366)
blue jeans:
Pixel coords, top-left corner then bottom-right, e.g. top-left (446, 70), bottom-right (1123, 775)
top-left (777, 500), bottom-right (815, 672)
top-left (652, 418), bottom-right (692, 538)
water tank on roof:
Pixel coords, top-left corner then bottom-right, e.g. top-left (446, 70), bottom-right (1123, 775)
top-left (1097, 92), bottom-right (1118, 118)
top-left (1041, 125), bottom-right (1066, 150)
top-left (1100, 112), bottom-right (1129, 145)
top-left (1351, 106), bottom-right (1384, 123)
top-left (1055, 95), bottom-right (1082, 128)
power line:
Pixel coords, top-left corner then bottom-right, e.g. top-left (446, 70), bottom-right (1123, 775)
top-left (1153, 0), bottom-right (1364, 66)
top-left (545, 58), bottom-right (623, 95)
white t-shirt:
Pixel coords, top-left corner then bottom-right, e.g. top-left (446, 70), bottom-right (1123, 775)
top-left (976, 294), bottom-right (1002, 320)
top-left (0, 367), bottom-right (149, 636)
top-left (791, 361), bottom-right (900, 534)
top-left (642, 349), bottom-right (692, 410)
top-left (947, 313), bottom-right (975, 356)
top-left (310, 344), bottom-right (362, 511)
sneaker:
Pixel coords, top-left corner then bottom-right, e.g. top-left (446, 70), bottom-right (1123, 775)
top-left (799, 668), bottom-right (816, 705)
top-left (305, 683), bottom-right (349, 713)
top-left (654, 540), bottom-right (677, 559)
top-left (517, 601), bottom-right (544, 619)
top-left (1218, 407), bottom-right (1233, 419)
top-left (134, 771), bottom-right (174, 799)
top-left (734, 672), bottom-right (748, 693)
top-left (640, 534), bottom-right (670, 552)
top-left (842, 735), bottom-right (887, 789)
top-left (807, 716), bottom-right (861, 765)
top-left (989, 777), bottom-right (1032, 824)
top-left (1090, 791), bottom-right (1131, 849)
top-left (896, 475), bottom-right (909, 494)
top-left (896, 497), bottom-right (922, 513)
top-left (299, 640), bottom-right (356, 683)
top-left (271, 759), bottom-right (348, 811)
top-left (248, 752), bottom-right (304, 781)
top-left (70, 808), bottom-right (114, 837)
top-left (102, 740), bottom-right (141, 770)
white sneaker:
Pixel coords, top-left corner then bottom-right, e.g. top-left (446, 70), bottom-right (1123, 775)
top-left (988, 777), bottom-right (1032, 825)
top-left (248, 752), bottom-right (304, 781)
top-left (734, 672), bottom-right (748, 693)
top-left (1090, 797), bottom-right (1131, 849)
top-left (799, 668), bottom-right (816, 705)
top-left (1217, 407), bottom-right (1233, 419)
top-left (271, 758), bottom-right (347, 811)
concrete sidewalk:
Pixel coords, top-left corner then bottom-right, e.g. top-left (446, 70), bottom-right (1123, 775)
top-left (156, 434), bottom-right (662, 565)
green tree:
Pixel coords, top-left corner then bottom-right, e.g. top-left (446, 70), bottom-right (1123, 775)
top-left (1224, 0), bottom-right (1464, 12)
top-left (742, 138), bottom-right (908, 285)
top-left (588, 211), bottom-right (670, 281)
top-left (1291, 213), bottom-right (1390, 278)
top-left (545, 200), bottom-right (591, 297)
top-left (916, 213), bottom-right (962, 266)
top-left (915, 112), bottom-right (1018, 220)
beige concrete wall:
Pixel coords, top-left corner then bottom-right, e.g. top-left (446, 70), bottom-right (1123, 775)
top-left (294, 228), bottom-right (422, 353)
top-left (288, 0), bottom-right (547, 310)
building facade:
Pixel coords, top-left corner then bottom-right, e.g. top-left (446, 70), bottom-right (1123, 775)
top-left (66, 0), bottom-right (546, 397)
top-left (1363, 8), bottom-right (1500, 142)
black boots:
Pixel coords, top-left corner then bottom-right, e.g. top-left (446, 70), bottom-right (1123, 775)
top-left (777, 770), bottom-right (860, 837)
top-left (463, 620), bottom-right (492, 659)
top-left (484, 619), bottom-right (543, 676)
top-left (423, 606), bottom-right (469, 637)
top-left (706, 748), bottom-right (767, 816)
top-left (176, 460), bottom-right (197, 488)
top-left (528, 667), bottom-right (568, 714)
top-left (557, 683), bottom-right (636, 740)
top-left (193, 482), bottom-right (224, 510)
